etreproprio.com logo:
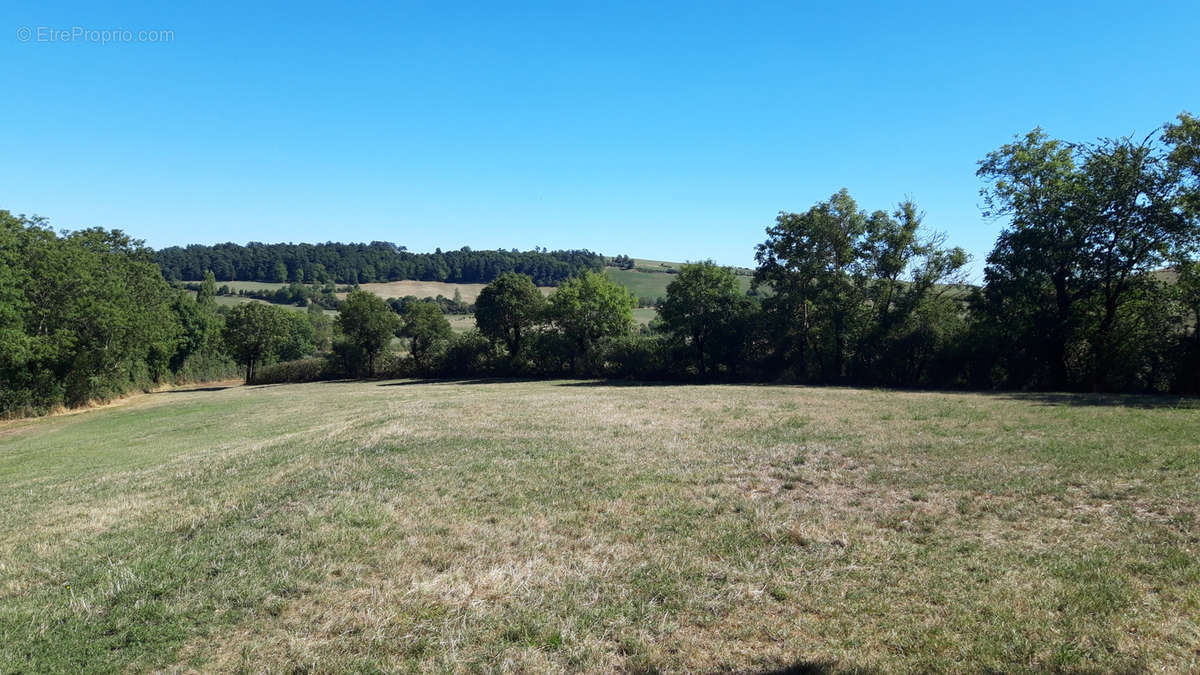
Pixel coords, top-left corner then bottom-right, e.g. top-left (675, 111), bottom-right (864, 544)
top-left (16, 26), bottom-right (174, 44)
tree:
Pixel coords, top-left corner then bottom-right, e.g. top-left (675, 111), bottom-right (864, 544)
top-left (853, 202), bottom-right (969, 382)
top-left (336, 289), bottom-right (400, 376)
top-left (475, 272), bottom-right (545, 358)
top-left (977, 127), bottom-right (1196, 390)
top-left (1164, 111), bottom-right (1200, 218)
top-left (0, 215), bottom-right (184, 411)
top-left (197, 270), bottom-right (218, 310)
top-left (659, 262), bottom-right (750, 377)
top-left (1076, 134), bottom-right (1192, 389)
top-left (307, 302), bottom-right (333, 352)
top-left (976, 129), bottom-right (1090, 388)
top-left (0, 212), bottom-right (33, 404)
top-left (546, 271), bottom-right (636, 373)
top-left (754, 189), bottom-right (869, 381)
top-left (399, 300), bottom-right (453, 369)
top-left (223, 302), bottom-right (289, 383)
top-left (277, 311), bottom-right (316, 361)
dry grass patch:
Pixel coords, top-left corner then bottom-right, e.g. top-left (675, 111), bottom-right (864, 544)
top-left (350, 281), bottom-right (554, 303)
top-left (0, 380), bottom-right (1197, 672)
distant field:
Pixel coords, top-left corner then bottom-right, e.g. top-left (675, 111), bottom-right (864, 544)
top-left (205, 294), bottom-right (337, 315)
top-left (353, 280), bottom-right (554, 303)
top-left (631, 257), bottom-right (754, 276)
top-left (206, 280), bottom-right (554, 304)
top-left (198, 262), bottom-right (755, 309)
top-left (447, 313), bottom-right (475, 333)
top-left (632, 306), bottom-right (658, 325)
top-left (204, 291), bottom-right (652, 329)
top-left (605, 267), bottom-right (752, 302)
top-left (1, 380), bottom-right (1196, 672)
top-left (449, 309), bottom-right (653, 333)
top-left (214, 280), bottom-right (292, 293)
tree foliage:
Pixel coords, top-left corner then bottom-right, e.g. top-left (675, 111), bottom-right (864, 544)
top-left (399, 300), bottom-right (453, 370)
top-left (976, 127), bottom-right (1197, 390)
top-left (546, 271), bottom-right (636, 372)
top-left (475, 273), bottom-right (546, 358)
top-left (156, 242), bottom-right (602, 286)
top-left (223, 303), bottom-right (290, 384)
top-left (659, 262), bottom-right (753, 377)
top-left (336, 289), bottom-right (401, 376)
top-left (755, 190), bottom-right (968, 384)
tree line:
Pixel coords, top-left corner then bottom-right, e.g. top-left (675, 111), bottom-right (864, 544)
top-left (155, 241), bottom-right (604, 286)
top-left (3, 113), bottom-right (1198, 415)
top-left (285, 113), bottom-right (1198, 393)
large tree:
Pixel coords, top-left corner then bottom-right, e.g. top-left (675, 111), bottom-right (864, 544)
top-left (1164, 111), bottom-right (1200, 218)
top-left (659, 262), bottom-right (752, 377)
top-left (336, 289), bottom-right (400, 376)
top-left (399, 300), bottom-right (453, 370)
top-left (754, 189), bottom-right (870, 381)
top-left (223, 303), bottom-right (289, 383)
top-left (475, 272), bottom-right (545, 358)
top-left (546, 271), bottom-right (635, 373)
top-left (0, 214), bottom-right (184, 411)
top-left (978, 126), bottom-right (1196, 390)
top-left (756, 191), bottom-right (968, 384)
top-left (853, 202), bottom-right (969, 383)
top-left (976, 129), bottom-right (1084, 389)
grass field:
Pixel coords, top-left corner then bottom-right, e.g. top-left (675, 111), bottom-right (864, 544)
top-left (354, 281), bottom-right (555, 303)
top-left (605, 266), bottom-right (753, 302)
top-left (2, 381), bottom-right (1197, 672)
top-left (214, 281), bottom-right (292, 293)
top-left (632, 307), bottom-right (658, 326)
top-left (209, 294), bottom-right (338, 315)
top-left (206, 265), bottom-right (737, 309)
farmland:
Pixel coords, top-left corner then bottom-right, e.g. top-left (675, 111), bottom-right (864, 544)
top-left (199, 266), bottom-right (697, 328)
top-left (1, 379), bottom-right (1196, 672)
top-left (605, 261), bottom-right (754, 302)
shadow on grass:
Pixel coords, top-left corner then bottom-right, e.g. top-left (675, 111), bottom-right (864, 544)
top-left (996, 392), bottom-right (1199, 410)
top-left (370, 376), bottom-right (1198, 409)
top-left (155, 386), bottom-right (234, 394)
top-left (555, 379), bottom-right (689, 387)
top-left (376, 377), bottom-right (540, 387)
top-left (751, 660), bottom-right (875, 675)
top-left (377, 377), bottom-right (702, 388)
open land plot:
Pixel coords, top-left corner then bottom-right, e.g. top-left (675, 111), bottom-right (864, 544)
top-left (604, 267), bottom-right (752, 301)
top-left (352, 281), bottom-right (555, 303)
top-left (208, 294), bottom-right (336, 315)
top-left (0, 381), bottom-right (1197, 672)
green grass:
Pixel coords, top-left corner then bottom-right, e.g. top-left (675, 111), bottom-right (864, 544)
top-left (214, 280), bottom-right (293, 293)
top-left (201, 264), bottom-right (754, 315)
top-left (632, 307), bottom-right (658, 326)
top-left (604, 267), bottom-right (752, 302)
top-left (1, 382), bottom-right (1197, 672)
top-left (206, 294), bottom-right (335, 315)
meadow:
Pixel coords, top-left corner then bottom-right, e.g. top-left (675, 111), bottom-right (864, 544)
top-left (604, 264), bottom-right (753, 302)
top-left (1, 380), bottom-right (1197, 672)
top-left (212, 279), bottom-right (662, 330)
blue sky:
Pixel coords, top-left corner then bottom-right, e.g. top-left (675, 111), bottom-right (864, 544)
top-left (3, 1), bottom-right (1198, 276)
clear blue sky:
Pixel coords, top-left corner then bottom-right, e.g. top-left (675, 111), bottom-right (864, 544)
top-left (3, 1), bottom-right (1198, 276)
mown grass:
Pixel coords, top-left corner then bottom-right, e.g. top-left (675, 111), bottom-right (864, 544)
top-left (0, 381), bottom-right (1197, 672)
top-left (208, 294), bottom-right (326, 314)
top-left (604, 267), bottom-right (752, 302)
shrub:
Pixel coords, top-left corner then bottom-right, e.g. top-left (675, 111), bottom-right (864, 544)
top-left (250, 357), bottom-right (331, 385)
top-left (436, 330), bottom-right (501, 377)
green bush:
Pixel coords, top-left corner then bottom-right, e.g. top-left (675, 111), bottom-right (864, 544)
top-left (250, 358), bottom-right (331, 385)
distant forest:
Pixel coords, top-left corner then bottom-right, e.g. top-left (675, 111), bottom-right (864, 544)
top-left (155, 242), bottom-right (604, 286)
